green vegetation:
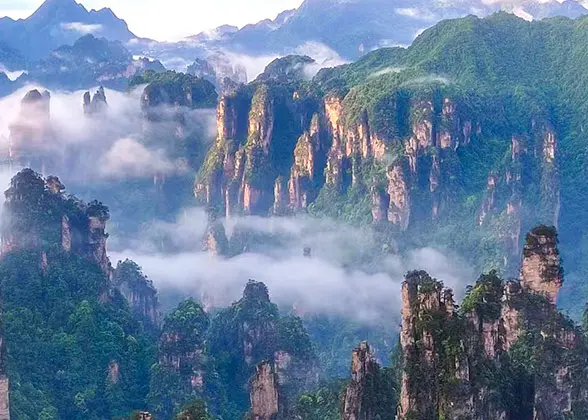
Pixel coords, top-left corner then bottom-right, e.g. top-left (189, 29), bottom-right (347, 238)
top-left (131, 70), bottom-right (218, 109)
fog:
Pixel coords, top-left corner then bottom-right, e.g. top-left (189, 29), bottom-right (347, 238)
top-left (0, 85), bottom-right (216, 182)
top-left (110, 207), bottom-right (474, 323)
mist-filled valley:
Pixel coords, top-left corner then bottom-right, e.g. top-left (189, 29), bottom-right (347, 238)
top-left (2, 0), bottom-right (588, 419)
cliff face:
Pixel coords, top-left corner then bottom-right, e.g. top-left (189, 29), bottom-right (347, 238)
top-left (83, 86), bottom-right (108, 116)
top-left (113, 259), bottom-right (160, 325)
top-left (7, 89), bottom-right (54, 169)
top-left (208, 280), bottom-right (317, 417)
top-left (1, 169), bottom-right (111, 275)
top-left (249, 361), bottom-right (281, 420)
top-left (397, 226), bottom-right (588, 420)
top-left (342, 342), bottom-right (380, 420)
top-left (153, 298), bottom-right (210, 410)
top-left (196, 76), bottom-right (559, 272)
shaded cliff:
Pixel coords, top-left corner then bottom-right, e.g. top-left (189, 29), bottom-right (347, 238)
top-left (6, 89), bottom-right (54, 170)
top-left (83, 86), bottom-right (108, 116)
top-left (1, 169), bottom-right (111, 275)
top-left (113, 259), bottom-right (160, 326)
top-left (396, 226), bottom-right (588, 420)
top-left (341, 341), bottom-right (395, 420)
top-left (209, 280), bottom-right (318, 417)
top-left (0, 169), bottom-right (155, 419)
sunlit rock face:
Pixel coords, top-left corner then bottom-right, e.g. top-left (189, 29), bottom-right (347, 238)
top-left (395, 226), bottom-right (588, 420)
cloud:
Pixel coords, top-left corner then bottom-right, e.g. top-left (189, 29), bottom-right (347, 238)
top-left (367, 66), bottom-right (405, 80)
top-left (401, 75), bottom-right (452, 87)
top-left (220, 41), bottom-right (348, 81)
top-left (110, 208), bottom-right (474, 324)
top-left (61, 22), bottom-right (104, 35)
top-left (99, 137), bottom-right (187, 179)
top-left (395, 7), bottom-right (439, 21)
top-left (0, 84), bottom-right (216, 182)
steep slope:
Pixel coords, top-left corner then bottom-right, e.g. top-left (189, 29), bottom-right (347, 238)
top-left (0, 0), bottom-right (136, 61)
top-left (0, 169), bottom-right (157, 418)
top-left (196, 14), bottom-right (588, 314)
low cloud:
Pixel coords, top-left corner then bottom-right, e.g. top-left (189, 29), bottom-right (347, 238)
top-left (110, 208), bottom-right (474, 323)
top-left (367, 66), bottom-right (405, 80)
top-left (61, 22), bottom-right (104, 35)
top-left (0, 85), bottom-right (216, 182)
top-left (401, 75), bottom-right (452, 87)
top-left (100, 137), bottom-right (187, 179)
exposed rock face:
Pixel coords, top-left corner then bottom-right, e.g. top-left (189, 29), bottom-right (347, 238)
top-left (520, 226), bottom-right (563, 304)
top-left (1, 170), bottom-right (112, 276)
top-left (342, 342), bottom-right (379, 420)
top-left (397, 227), bottom-right (588, 420)
top-left (156, 299), bottom-right (209, 393)
top-left (7, 90), bottom-right (53, 169)
top-left (288, 114), bottom-right (328, 211)
top-left (399, 271), bottom-right (451, 419)
top-left (386, 164), bottom-right (410, 229)
top-left (197, 77), bottom-right (562, 273)
top-left (83, 86), bottom-right (108, 116)
top-left (0, 377), bottom-right (9, 420)
top-left (113, 260), bottom-right (160, 325)
top-left (202, 219), bottom-right (229, 255)
top-left (187, 52), bottom-right (248, 94)
top-left (250, 361), bottom-right (281, 420)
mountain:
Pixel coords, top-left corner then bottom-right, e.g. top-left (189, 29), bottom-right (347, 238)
top-left (0, 0), bottom-right (136, 61)
top-left (23, 34), bottom-right (164, 90)
top-left (195, 12), bottom-right (588, 319)
top-left (180, 0), bottom-right (588, 60)
top-left (340, 227), bottom-right (588, 420)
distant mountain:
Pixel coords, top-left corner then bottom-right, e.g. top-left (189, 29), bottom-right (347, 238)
top-left (180, 0), bottom-right (588, 60)
top-left (0, 41), bottom-right (26, 70)
top-left (0, 0), bottom-right (135, 60)
top-left (24, 34), bottom-right (164, 90)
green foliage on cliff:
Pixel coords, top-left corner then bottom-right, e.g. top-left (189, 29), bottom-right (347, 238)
top-left (461, 271), bottom-right (504, 321)
top-left (293, 380), bottom-right (345, 420)
top-left (0, 250), bottom-right (153, 419)
top-left (131, 70), bottom-right (218, 109)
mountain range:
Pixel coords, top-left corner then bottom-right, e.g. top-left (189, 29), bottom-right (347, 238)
top-left (1, 0), bottom-right (588, 74)
top-left (0, 0), bottom-right (135, 61)
top-left (171, 0), bottom-right (588, 59)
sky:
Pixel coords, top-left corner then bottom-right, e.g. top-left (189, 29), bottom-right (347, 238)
top-left (0, 0), bottom-right (305, 41)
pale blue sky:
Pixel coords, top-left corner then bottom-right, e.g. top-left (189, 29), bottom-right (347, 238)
top-left (0, 0), bottom-right (304, 41)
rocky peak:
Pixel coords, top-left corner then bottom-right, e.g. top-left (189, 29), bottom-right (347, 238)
top-left (520, 225), bottom-right (562, 304)
top-left (1, 169), bottom-right (112, 275)
top-left (243, 280), bottom-right (271, 303)
top-left (155, 299), bottom-right (209, 395)
top-left (202, 219), bottom-right (229, 256)
top-left (83, 86), bottom-right (108, 116)
top-left (397, 227), bottom-right (587, 419)
top-left (8, 89), bottom-right (54, 169)
top-left (342, 341), bottom-right (380, 420)
top-left (113, 259), bottom-right (160, 325)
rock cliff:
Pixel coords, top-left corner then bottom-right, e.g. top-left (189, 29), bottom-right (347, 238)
top-left (6, 89), bottom-right (54, 170)
top-left (209, 280), bottom-right (318, 417)
top-left (196, 62), bottom-right (560, 273)
top-left (249, 361), bottom-right (281, 420)
top-left (83, 86), bottom-right (108, 116)
top-left (113, 259), bottom-right (160, 325)
top-left (342, 342), bottom-right (380, 420)
top-left (396, 226), bottom-right (588, 420)
top-left (1, 169), bottom-right (112, 275)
